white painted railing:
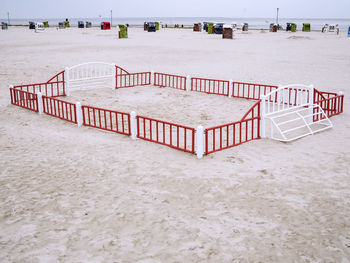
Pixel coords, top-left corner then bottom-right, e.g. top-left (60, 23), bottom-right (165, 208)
top-left (260, 84), bottom-right (313, 138)
top-left (65, 62), bottom-right (116, 94)
top-left (260, 84), bottom-right (332, 141)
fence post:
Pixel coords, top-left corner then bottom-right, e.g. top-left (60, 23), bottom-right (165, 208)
top-left (186, 75), bottom-right (191, 91)
top-left (229, 79), bottom-right (233, 97)
top-left (9, 85), bottom-right (13, 104)
top-left (64, 67), bottom-right (70, 96)
top-left (37, 92), bottom-right (43, 114)
top-left (151, 70), bottom-right (154, 85)
top-left (260, 95), bottom-right (266, 138)
top-left (308, 84), bottom-right (314, 124)
top-left (130, 111), bottom-right (137, 140)
top-left (276, 84), bottom-right (282, 111)
top-left (196, 125), bottom-right (204, 159)
top-left (112, 63), bottom-right (116, 90)
top-left (76, 102), bottom-right (83, 127)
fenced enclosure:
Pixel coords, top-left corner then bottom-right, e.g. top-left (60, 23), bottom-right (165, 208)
top-left (9, 62), bottom-right (345, 158)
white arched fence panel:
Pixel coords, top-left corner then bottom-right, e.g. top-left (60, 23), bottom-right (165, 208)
top-left (260, 84), bottom-right (332, 141)
top-left (64, 62), bottom-right (116, 95)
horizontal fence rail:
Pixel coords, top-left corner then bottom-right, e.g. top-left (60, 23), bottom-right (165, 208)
top-left (191, 77), bottom-right (229, 96)
top-left (137, 116), bottom-right (195, 154)
top-left (42, 96), bottom-right (77, 123)
top-left (116, 72), bottom-right (151, 88)
top-left (232, 82), bottom-right (278, 100)
top-left (154, 73), bottom-right (187, 90)
top-left (10, 88), bottom-right (38, 112)
top-left (205, 101), bottom-right (261, 154)
top-left (82, 105), bottom-right (131, 135)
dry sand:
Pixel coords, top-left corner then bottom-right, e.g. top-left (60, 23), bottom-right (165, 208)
top-left (0, 27), bottom-right (350, 262)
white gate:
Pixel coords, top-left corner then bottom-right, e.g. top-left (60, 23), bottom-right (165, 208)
top-left (64, 62), bottom-right (116, 95)
top-left (260, 84), bottom-right (332, 142)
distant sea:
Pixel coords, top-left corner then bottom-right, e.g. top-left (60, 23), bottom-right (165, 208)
top-left (2, 17), bottom-right (350, 31)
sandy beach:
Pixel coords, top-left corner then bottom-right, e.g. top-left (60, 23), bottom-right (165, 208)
top-left (0, 26), bottom-right (350, 262)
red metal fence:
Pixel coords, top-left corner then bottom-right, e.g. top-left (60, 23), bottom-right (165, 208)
top-left (191, 77), bottom-right (229, 96)
top-left (42, 96), bottom-right (77, 123)
top-left (10, 88), bottom-right (38, 112)
top-left (13, 71), bottom-right (66, 97)
top-left (82, 105), bottom-right (131, 135)
top-left (154, 73), bottom-right (187, 90)
top-left (314, 91), bottom-right (344, 118)
top-left (232, 82), bottom-right (278, 100)
top-left (116, 65), bottom-right (130, 75)
top-left (137, 115), bottom-right (195, 154)
top-left (205, 100), bottom-right (261, 154)
top-left (116, 72), bottom-right (151, 88)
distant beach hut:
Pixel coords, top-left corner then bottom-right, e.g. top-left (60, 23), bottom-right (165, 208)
top-left (269, 23), bottom-right (277, 32)
top-left (348, 26), bottom-right (350, 37)
top-left (85, 21), bottom-right (92, 28)
top-left (43, 21), bottom-right (49, 28)
top-left (214, 23), bottom-right (224, 34)
top-left (148, 22), bottom-right (156, 32)
top-left (193, 23), bottom-right (201, 32)
top-left (208, 23), bottom-right (214, 34)
top-left (35, 22), bottom-right (45, 33)
top-left (1, 22), bottom-right (8, 30)
top-left (302, 23), bottom-right (310, 32)
top-left (58, 22), bottom-right (65, 29)
top-left (231, 22), bottom-right (237, 30)
top-left (101, 22), bottom-right (111, 30)
top-left (323, 24), bottom-right (339, 34)
top-left (287, 23), bottom-right (297, 32)
top-left (144, 22), bottom-right (149, 31)
top-left (223, 24), bottom-right (233, 39)
top-left (155, 22), bottom-right (160, 30)
top-left (242, 23), bottom-right (248, 31)
top-left (118, 24), bottom-right (128, 38)
top-left (29, 21), bottom-right (35, 29)
top-left (329, 24), bottom-right (339, 34)
top-left (203, 22), bottom-right (209, 32)
top-left (65, 19), bottom-right (70, 28)
top-left (322, 24), bottom-right (329, 33)
top-left (78, 21), bottom-right (84, 28)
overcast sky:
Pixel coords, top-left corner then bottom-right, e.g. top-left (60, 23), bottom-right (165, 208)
top-left (1, 0), bottom-right (350, 19)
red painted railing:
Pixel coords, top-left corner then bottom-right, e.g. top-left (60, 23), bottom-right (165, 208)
top-left (82, 105), bottom-right (131, 135)
top-left (116, 72), bottom-right (151, 88)
top-left (314, 91), bottom-right (344, 119)
top-left (154, 73), bottom-right (187, 90)
top-left (116, 65), bottom-right (130, 75)
top-left (205, 100), bottom-right (261, 154)
top-left (10, 88), bottom-right (38, 112)
top-left (42, 96), bottom-right (77, 123)
top-left (13, 72), bottom-right (66, 97)
top-left (137, 115), bottom-right (195, 154)
top-left (191, 77), bottom-right (229, 96)
top-left (232, 82), bottom-right (278, 100)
